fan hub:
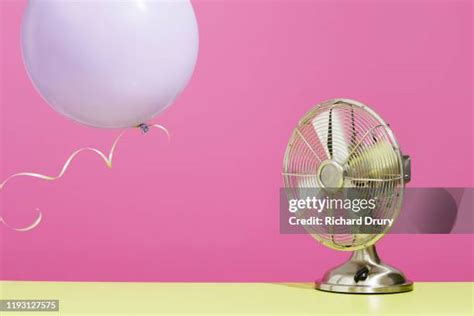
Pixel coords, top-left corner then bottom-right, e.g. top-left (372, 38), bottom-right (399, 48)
top-left (317, 160), bottom-right (344, 189)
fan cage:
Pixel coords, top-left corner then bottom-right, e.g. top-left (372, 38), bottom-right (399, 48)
top-left (282, 99), bottom-right (405, 251)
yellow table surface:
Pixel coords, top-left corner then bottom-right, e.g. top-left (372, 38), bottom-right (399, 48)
top-left (0, 281), bottom-right (473, 315)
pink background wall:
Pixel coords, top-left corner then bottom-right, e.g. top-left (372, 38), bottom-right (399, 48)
top-left (1, 0), bottom-right (472, 282)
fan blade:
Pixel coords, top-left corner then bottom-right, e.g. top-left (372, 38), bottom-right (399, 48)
top-left (347, 140), bottom-right (400, 179)
top-left (312, 109), bottom-right (349, 164)
top-left (328, 108), bottom-right (333, 158)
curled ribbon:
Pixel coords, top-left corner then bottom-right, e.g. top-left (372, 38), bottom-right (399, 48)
top-left (0, 123), bottom-right (170, 232)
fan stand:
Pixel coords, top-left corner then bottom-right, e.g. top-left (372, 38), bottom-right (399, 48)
top-left (316, 245), bottom-right (413, 294)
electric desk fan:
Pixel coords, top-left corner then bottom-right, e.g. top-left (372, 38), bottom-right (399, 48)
top-left (283, 98), bottom-right (412, 294)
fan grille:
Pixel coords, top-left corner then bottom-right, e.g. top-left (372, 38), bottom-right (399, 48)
top-left (283, 99), bottom-right (404, 251)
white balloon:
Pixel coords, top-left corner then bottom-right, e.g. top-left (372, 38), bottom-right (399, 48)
top-left (22, 0), bottom-right (199, 128)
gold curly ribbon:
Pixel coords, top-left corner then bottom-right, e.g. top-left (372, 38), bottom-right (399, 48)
top-left (0, 124), bottom-right (170, 232)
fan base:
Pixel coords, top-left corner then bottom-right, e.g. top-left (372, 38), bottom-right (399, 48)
top-left (315, 245), bottom-right (413, 294)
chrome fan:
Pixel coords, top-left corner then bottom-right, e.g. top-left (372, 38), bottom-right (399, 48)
top-left (283, 98), bottom-right (412, 294)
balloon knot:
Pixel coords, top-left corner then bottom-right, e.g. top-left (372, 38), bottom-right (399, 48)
top-left (138, 123), bottom-right (150, 134)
